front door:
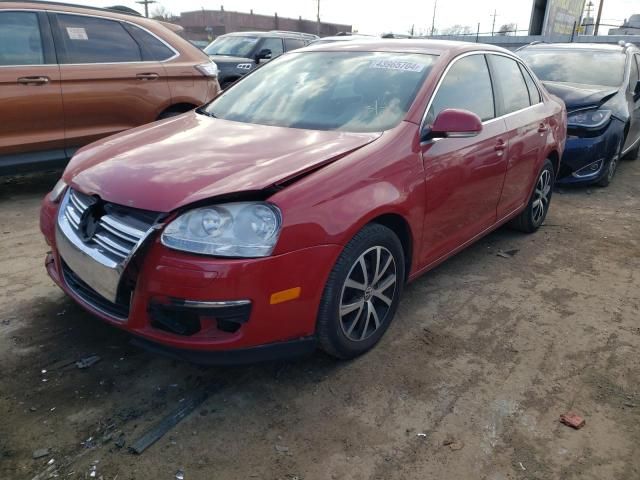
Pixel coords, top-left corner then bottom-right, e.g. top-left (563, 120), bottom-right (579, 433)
top-left (0, 10), bottom-right (65, 169)
top-left (420, 53), bottom-right (508, 267)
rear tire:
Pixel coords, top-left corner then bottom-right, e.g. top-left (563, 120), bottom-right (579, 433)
top-left (317, 224), bottom-right (405, 359)
top-left (510, 159), bottom-right (554, 233)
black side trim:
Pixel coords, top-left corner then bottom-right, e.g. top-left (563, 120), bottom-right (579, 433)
top-left (130, 336), bottom-right (318, 366)
top-left (0, 149), bottom-right (69, 176)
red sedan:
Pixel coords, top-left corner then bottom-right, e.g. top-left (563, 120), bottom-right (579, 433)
top-left (40, 40), bottom-right (566, 364)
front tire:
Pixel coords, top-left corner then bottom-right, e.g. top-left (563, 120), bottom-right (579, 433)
top-left (317, 224), bottom-right (405, 359)
top-left (510, 159), bottom-right (554, 233)
top-left (597, 139), bottom-right (622, 187)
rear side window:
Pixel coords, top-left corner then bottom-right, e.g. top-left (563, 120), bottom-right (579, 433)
top-left (0, 11), bottom-right (44, 66)
top-left (56, 14), bottom-right (141, 63)
top-left (489, 55), bottom-right (531, 114)
top-left (427, 54), bottom-right (495, 123)
top-left (284, 38), bottom-right (305, 51)
top-left (520, 64), bottom-right (541, 105)
top-left (123, 23), bottom-right (175, 61)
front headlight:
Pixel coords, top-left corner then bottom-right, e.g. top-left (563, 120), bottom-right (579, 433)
top-left (161, 202), bottom-right (282, 257)
top-left (49, 178), bottom-right (67, 203)
top-left (567, 109), bottom-right (611, 129)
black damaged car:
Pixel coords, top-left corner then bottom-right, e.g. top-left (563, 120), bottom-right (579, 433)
top-left (203, 31), bottom-right (317, 89)
top-left (519, 42), bottom-right (640, 187)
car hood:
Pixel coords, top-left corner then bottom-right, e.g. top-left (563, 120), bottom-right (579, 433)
top-left (207, 54), bottom-right (253, 64)
top-left (542, 81), bottom-right (619, 112)
top-left (64, 112), bottom-right (381, 212)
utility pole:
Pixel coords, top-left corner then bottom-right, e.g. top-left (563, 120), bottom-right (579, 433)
top-left (594, 0), bottom-right (604, 35)
top-left (490, 9), bottom-right (498, 36)
top-left (430, 0), bottom-right (437, 36)
top-left (316, 0), bottom-right (321, 36)
top-left (135, 0), bottom-right (156, 18)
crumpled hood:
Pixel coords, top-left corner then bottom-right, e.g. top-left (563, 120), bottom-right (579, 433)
top-left (64, 112), bottom-right (381, 212)
top-left (542, 81), bottom-right (619, 112)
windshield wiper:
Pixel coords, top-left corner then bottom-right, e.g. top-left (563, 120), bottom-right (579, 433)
top-left (196, 107), bottom-right (217, 118)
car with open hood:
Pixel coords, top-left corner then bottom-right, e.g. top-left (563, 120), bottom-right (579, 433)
top-left (203, 30), bottom-right (317, 89)
top-left (519, 42), bottom-right (640, 186)
top-left (40, 40), bottom-right (565, 364)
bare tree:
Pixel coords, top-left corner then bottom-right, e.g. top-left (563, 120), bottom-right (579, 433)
top-left (497, 22), bottom-right (516, 36)
top-left (151, 4), bottom-right (172, 21)
top-left (440, 24), bottom-right (472, 35)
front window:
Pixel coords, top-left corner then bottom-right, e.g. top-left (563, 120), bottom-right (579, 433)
top-left (202, 51), bottom-right (436, 133)
top-left (204, 35), bottom-right (259, 57)
top-left (518, 49), bottom-right (625, 88)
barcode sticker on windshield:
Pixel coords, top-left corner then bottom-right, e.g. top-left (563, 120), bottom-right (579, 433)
top-left (67, 27), bottom-right (88, 40)
top-left (369, 60), bottom-right (425, 72)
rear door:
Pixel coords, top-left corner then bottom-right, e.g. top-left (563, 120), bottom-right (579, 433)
top-left (0, 10), bottom-right (65, 168)
top-left (488, 54), bottom-right (547, 218)
top-left (50, 12), bottom-right (171, 152)
top-left (626, 54), bottom-right (640, 151)
top-left (420, 53), bottom-right (508, 266)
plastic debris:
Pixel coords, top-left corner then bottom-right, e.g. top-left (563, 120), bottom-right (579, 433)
top-left (76, 355), bottom-right (101, 369)
top-left (560, 412), bottom-right (585, 429)
top-left (175, 468), bottom-right (185, 480)
top-left (32, 448), bottom-right (50, 459)
top-left (496, 249), bottom-right (519, 259)
top-left (416, 433), bottom-right (427, 438)
top-left (274, 445), bottom-right (289, 453)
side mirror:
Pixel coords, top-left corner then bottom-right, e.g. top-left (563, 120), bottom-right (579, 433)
top-left (256, 48), bottom-right (272, 62)
top-left (634, 80), bottom-right (640, 102)
top-left (421, 108), bottom-right (483, 142)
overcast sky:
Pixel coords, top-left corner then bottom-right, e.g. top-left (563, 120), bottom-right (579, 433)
top-left (64, 0), bottom-right (638, 35)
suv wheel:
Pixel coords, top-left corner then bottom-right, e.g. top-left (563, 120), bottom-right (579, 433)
top-left (597, 139), bottom-right (622, 187)
top-left (317, 224), bottom-right (405, 359)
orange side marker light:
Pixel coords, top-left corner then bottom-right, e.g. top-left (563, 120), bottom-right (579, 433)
top-left (270, 287), bottom-right (301, 305)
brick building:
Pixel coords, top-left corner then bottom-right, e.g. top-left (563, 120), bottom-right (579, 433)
top-left (177, 7), bottom-right (352, 41)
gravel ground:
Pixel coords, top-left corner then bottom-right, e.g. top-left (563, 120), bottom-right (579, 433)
top-left (1, 155), bottom-right (639, 480)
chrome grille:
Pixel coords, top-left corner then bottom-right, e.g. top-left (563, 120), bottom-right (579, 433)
top-left (57, 188), bottom-right (162, 307)
top-left (63, 189), bottom-right (154, 263)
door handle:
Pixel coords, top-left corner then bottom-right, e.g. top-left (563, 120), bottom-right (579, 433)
top-left (494, 140), bottom-right (506, 151)
top-left (537, 123), bottom-right (548, 133)
top-left (17, 76), bottom-right (49, 86)
top-left (136, 73), bottom-right (159, 81)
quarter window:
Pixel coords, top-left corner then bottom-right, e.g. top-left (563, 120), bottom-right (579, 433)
top-left (520, 64), bottom-right (541, 105)
top-left (123, 23), bottom-right (175, 61)
top-left (427, 54), bottom-right (495, 123)
top-left (0, 11), bottom-right (44, 66)
top-left (56, 14), bottom-right (141, 64)
top-left (489, 55), bottom-right (530, 115)
top-left (284, 38), bottom-right (306, 51)
top-left (259, 38), bottom-right (284, 58)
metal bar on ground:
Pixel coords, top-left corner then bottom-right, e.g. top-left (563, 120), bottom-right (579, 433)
top-left (129, 386), bottom-right (212, 454)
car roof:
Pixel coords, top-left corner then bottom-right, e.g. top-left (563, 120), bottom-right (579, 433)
top-left (300, 39), bottom-right (513, 56)
top-left (223, 31), bottom-right (317, 40)
top-left (521, 42), bottom-right (632, 53)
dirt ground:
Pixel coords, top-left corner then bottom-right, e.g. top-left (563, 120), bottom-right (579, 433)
top-left (1, 155), bottom-right (639, 480)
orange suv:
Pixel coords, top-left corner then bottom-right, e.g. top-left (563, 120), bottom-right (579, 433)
top-left (0, 1), bottom-right (220, 174)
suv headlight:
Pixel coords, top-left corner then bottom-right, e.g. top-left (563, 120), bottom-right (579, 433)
top-left (567, 109), bottom-right (611, 129)
top-left (161, 202), bottom-right (282, 257)
top-left (49, 178), bottom-right (67, 203)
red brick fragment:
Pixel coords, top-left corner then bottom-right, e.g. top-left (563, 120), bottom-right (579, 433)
top-left (560, 413), bottom-right (585, 429)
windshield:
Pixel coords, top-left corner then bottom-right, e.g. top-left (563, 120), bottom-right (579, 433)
top-left (518, 49), bottom-right (625, 87)
top-left (203, 51), bottom-right (436, 133)
top-left (204, 36), bottom-right (259, 57)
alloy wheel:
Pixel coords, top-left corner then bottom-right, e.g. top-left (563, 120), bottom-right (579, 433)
top-left (339, 246), bottom-right (397, 342)
top-left (532, 169), bottom-right (552, 225)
